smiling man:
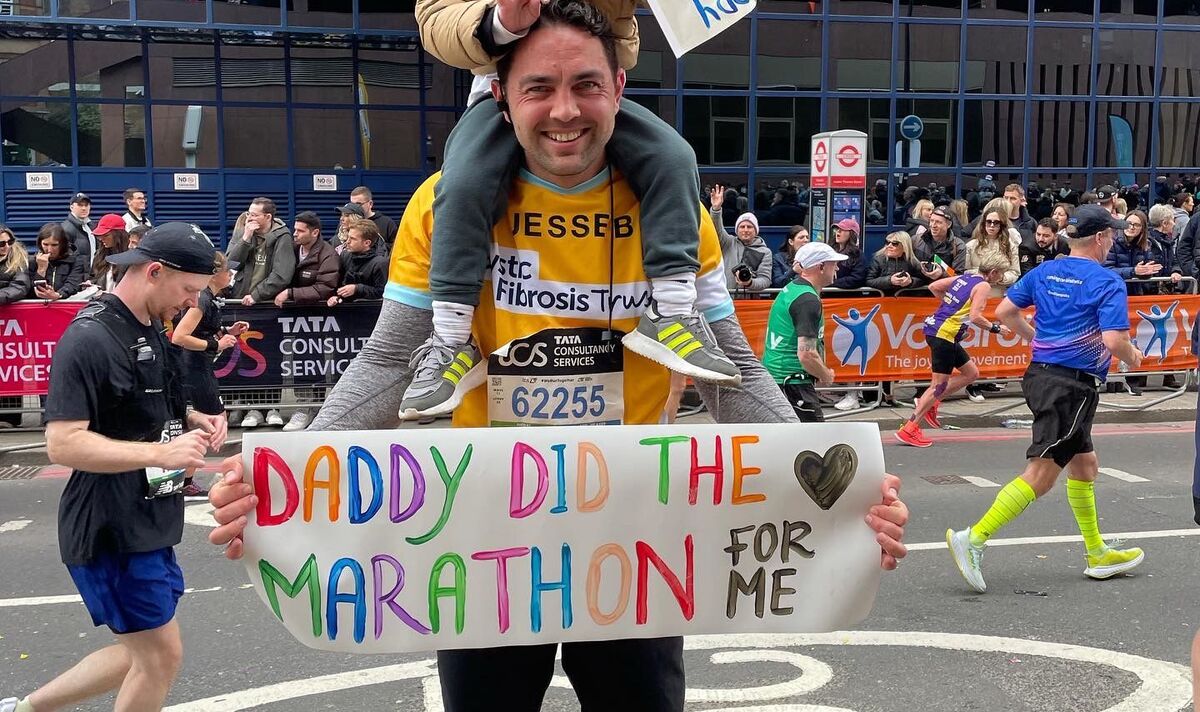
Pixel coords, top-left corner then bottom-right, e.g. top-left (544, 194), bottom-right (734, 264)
top-left (208, 3), bottom-right (909, 709)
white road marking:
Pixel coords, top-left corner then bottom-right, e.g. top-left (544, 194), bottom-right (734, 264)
top-left (909, 527), bottom-right (1200, 551)
top-left (0, 519), bottom-right (32, 533)
top-left (184, 504), bottom-right (217, 528)
top-left (960, 476), bottom-right (1001, 488)
top-left (0, 594), bottom-right (82, 608)
top-left (1099, 467), bottom-right (1150, 483)
top-left (162, 631), bottom-right (1192, 712)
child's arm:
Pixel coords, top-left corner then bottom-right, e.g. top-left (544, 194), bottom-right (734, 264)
top-left (416, 0), bottom-right (641, 72)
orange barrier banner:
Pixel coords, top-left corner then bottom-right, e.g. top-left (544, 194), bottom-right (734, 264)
top-left (735, 295), bottom-right (1200, 383)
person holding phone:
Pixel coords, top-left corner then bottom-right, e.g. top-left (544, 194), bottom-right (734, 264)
top-left (169, 252), bottom-right (247, 499)
top-left (866, 230), bottom-right (932, 295)
top-left (27, 222), bottom-right (84, 300)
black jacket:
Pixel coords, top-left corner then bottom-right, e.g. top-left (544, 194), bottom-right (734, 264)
top-left (831, 245), bottom-right (869, 290)
top-left (339, 244), bottom-right (388, 301)
top-left (966, 206), bottom-right (1037, 237)
top-left (1177, 216), bottom-right (1200, 277)
top-left (61, 214), bottom-right (94, 267)
top-left (865, 254), bottom-right (931, 295)
top-left (27, 251), bottom-right (84, 298)
top-left (1017, 233), bottom-right (1069, 276)
top-left (0, 267), bottom-right (31, 305)
top-left (369, 212), bottom-right (398, 251)
top-left (913, 232), bottom-right (968, 275)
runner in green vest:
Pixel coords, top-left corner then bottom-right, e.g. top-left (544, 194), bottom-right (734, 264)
top-left (763, 242), bottom-right (847, 421)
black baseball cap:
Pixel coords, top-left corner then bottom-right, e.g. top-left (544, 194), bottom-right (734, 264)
top-left (70, 192), bottom-right (90, 204)
top-left (1069, 204), bottom-right (1127, 238)
top-left (1095, 185), bottom-right (1117, 201)
top-left (930, 206), bottom-right (953, 222)
top-left (107, 222), bottom-right (217, 275)
top-left (337, 202), bottom-right (366, 218)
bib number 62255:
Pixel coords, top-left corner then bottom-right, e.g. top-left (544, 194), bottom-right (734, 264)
top-left (511, 384), bottom-right (606, 421)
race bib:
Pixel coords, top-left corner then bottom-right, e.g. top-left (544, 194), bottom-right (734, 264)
top-left (488, 327), bottom-right (624, 426)
top-left (144, 418), bottom-right (186, 498)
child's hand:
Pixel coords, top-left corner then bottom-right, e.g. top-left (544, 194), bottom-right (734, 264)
top-left (496, 0), bottom-right (546, 35)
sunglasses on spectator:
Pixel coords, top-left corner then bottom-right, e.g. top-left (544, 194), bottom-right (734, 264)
top-left (885, 240), bottom-right (903, 246)
top-left (984, 219), bottom-right (1003, 226)
top-left (0, 239), bottom-right (11, 246)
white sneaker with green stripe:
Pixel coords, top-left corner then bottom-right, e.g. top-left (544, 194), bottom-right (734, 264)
top-left (398, 334), bottom-right (485, 420)
top-left (621, 305), bottom-right (741, 385)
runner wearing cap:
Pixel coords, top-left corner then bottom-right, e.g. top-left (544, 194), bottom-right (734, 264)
top-left (896, 255), bottom-right (1013, 448)
top-left (1, 223), bottom-right (225, 712)
top-left (946, 205), bottom-right (1146, 593)
top-left (763, 242), bottom-right (846, 421)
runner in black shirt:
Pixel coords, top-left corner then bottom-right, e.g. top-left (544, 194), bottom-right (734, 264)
top-left (2, 223), bottom-right (223, 712)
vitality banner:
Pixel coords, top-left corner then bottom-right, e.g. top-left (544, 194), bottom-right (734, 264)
top-left (735, 294), bottom-right (1200, 382)
top-left (240, 423), bottom-right (884, 653)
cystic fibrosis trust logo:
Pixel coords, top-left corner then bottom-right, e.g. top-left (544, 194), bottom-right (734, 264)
top-left (1133, 300), bottom-right (1190, 362)
top-left (830, 305), bottom-right (882, 376)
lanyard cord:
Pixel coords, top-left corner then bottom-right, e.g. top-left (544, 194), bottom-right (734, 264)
top-left (605, 163), bottom-right (615, 340)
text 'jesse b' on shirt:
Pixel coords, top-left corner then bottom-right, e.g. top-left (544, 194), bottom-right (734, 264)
top-left (385, 167), bottom-right (735, 427)
top-left (1004, 256), bottom-right (1130, 381)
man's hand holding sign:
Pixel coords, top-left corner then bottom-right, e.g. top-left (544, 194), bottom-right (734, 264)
top-left (209, 425), bottom-right (905, 652)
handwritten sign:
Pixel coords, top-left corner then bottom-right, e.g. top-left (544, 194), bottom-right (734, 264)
top-left (241, 423), bottom-right (884, 654)
top-left (645, 0), bottom-right (757, 57)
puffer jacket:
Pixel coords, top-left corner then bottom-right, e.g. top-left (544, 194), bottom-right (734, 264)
top-left (831, 245), bottom-right (868, 290)
top-left (227, 218), bottom-right (298, 302)
top-left (913, 232), bottom-right (968, 275)
top-left (285, 238), bottom-right (341, 305)
top-left (0, 267), bottom-right (31, 305)
top-left (1104, 235), bottom-right (1157, 295)
top-left (964, 229), bottom-right (1021, 287)
top-left (865, 253), bottom-right (930, 295)
top-left (339, 244), bottom-right (389, 301)
top-left (710, 208), bottom-right (772, 292)
top-left (771, 249), bottom-right (795, 289)
top-left (27, 251), bottom-right (84, 298)
top-left (416, 0), bottom-right (640, 74)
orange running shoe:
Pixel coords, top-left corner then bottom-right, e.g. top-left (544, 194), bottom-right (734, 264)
top-left (923, 401), bottom-right (942, 429)
top-left (895, 421), bottom-right (933, 448)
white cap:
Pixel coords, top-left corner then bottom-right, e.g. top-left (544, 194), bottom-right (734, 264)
top-left (794, 241), bottom-right (849, 269)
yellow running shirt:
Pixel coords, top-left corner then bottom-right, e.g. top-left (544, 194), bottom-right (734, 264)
top-left (386, 167), bottom-right (735, 427)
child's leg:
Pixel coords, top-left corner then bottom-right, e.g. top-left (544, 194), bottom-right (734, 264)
top-left (609, 101), bottom-right (701, 317)
top-left (429, 99), bottom-right (522, 342)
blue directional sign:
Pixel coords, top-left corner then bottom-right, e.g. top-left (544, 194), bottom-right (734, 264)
top-left (899, 114), bottom-right (924, 142)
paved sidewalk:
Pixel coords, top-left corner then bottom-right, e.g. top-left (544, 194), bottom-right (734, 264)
top-left (1, 383), bottom-right (1194, 468)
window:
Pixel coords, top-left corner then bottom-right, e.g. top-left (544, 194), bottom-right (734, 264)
top-left (756, 97), bottom-right (820, 165)
top-left (1098, 0), bottom-right (1157, 23)
top-left (626, 95), bottom-right (677, 129)
top-left (1163, 0), bottom-right (1200, 24)
top-left (1032, 26), bottom-right (1092, 95)
top-left (1159, 32), bottom-right (1200, 97)
top-left (896, 99), bottom-right (956, 166)
top-left (1096, 30), bottom-right (1155, 96)
top-left (1029, 101), bottom-right (1090, 168)
top-left (359, 109), bottom-right (422, 170)
top-left (219, 43), bottom-right (287, 103)
top-left (73, 40), bottom-right (145, 100)
top-left (290, 45), bottom-right (355, 104)
top-left (828, 22), bottom-right (892, 91)
top-left (964, 24), bottom-right (1026, 94)
top-left (625, 15), bottom-right (676, 90)
top-left (1034, 0), bottom-right (1094, 21)
top-left (683, 96), bottom-right (747, 165)
top-left (1094, 102), bottom-right (1152, 168)
top-left (293, 108), bottom-right (357, 169)
top-left (152, 104), bottom-right (219, 168)
top-left (4, 0), bottom-right (50, 16)
top-left (0, 37), bottom-right (69, 98)
top-left (358, 0), bottom-right (418, 31)
top-left (682, 21), bottom-right (750, 90)
top-left (756, 19), bottom-right (821, 91)
top-left (0, 99), bottom-right (72, 166)
top-left (903, 0), bottom-right (962, 18)
top-left (59, 0), bottom-right (128, 19)
top-left (968, 0), bottom-right (1026, 19)
top-left (221, 107), bottom-right (288, 168)
top-left (832, 0), bottom-right (892, 16)
top-left (139, 0), bottom-right (207, 24)
top-left (824, 98), bottom-right (890, 164)
top-left (148, 42), bottom-right (217, 102)
top-left (897, 23), bottom-right (959, 92)
top-left (756, 0), bottom-right (820, 13)
top-left (76, 103), bottom-right (146, 167)
top-left (962, 100), bottom-right (1025, 168)
top-left (1158, 103), bottom-right (1200, 168)
top-left (358, 47), bottom-right (427, 108)
top-left (212, 0), bottom-right (283, 26)
top-left (289, 0), bottom-right (353, 28)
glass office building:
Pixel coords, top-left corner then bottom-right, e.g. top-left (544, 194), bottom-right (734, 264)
top-left (0, 0), bottom-right (1198, 242)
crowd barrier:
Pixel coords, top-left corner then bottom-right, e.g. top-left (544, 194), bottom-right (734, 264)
top-left (1, 285), bottom-right (1196, 403)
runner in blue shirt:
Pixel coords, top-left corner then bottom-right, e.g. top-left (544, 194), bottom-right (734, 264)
top-left (946, 205), bottom-right (1145, 593)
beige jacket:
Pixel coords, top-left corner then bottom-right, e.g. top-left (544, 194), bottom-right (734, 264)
top-left (416, 0), bottom-right (641, 74)
top-left (965, 227), bottom-right (1022, 290)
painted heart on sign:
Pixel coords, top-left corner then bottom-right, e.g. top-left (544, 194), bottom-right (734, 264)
top-left (793, 443), bottom-right (858, 510)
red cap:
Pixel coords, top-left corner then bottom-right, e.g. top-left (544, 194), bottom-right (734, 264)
top-left (93, 213), bottom-right (126, 236)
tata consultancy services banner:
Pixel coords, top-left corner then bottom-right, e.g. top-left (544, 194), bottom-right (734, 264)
top-left (0, 301), bottom-right (85, 396)
top-left (737, 295), bottom-right (1200, 382)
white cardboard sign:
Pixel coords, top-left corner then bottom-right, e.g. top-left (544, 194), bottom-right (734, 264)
top-left (644, 0), bottom-right (757, 58)
top-left (240, 423), bottom-right (883, 654)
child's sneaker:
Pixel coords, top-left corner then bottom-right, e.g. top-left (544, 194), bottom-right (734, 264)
top-left (621, 305), bottom-right (741, 386)
top-left (399, 335), bottom-right (485, 420)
